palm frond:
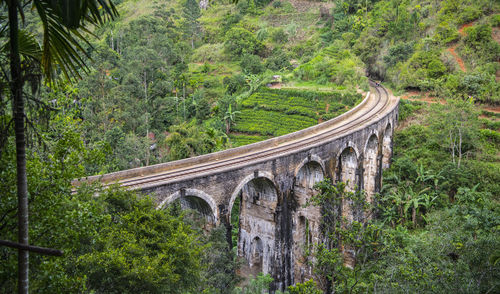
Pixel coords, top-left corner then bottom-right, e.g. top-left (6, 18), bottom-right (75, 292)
top-left (2, 29), bottom-right (42, 61)
top-left (32, 0), bottom-right (118, 84)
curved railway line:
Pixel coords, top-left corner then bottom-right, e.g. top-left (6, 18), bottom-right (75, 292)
top-left (75, 82), bottom-right (398, 191)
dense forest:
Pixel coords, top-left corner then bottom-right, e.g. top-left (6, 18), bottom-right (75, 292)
top-left (0, 0), bottom-right (499, 293)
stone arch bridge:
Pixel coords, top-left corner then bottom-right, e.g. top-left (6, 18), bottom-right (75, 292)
top-left (76, 82), bottom-right (399, 290)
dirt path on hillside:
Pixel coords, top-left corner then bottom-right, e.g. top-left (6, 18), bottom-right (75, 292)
top-left (401, 91), bottom-right (446, 104)
top-left (447, 46), bottom-right (466, 72)
top-left (458, 22), bottom-right (475, 36)
top-left (483, 105), bottom-right (500, 114)
top-left (446, 22), bottom-right (475, 72)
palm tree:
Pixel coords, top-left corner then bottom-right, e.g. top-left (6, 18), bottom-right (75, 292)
top-left (4, 1), bottom-right (117, 293)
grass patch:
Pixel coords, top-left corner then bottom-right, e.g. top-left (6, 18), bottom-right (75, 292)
top-left (229, 134), bottom-right (269, 147)
top-left (480, 118), bottom-right (500, 130)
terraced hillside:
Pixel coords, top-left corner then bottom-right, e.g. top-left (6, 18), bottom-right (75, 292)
top-left (230, 87), bottom-right (363, 146)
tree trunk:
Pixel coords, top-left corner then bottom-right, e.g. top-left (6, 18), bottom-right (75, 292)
top-left (144, 71), bottom-right (149, 166)
top-left (412, 206), bottom-right (416, 228)
top-left (7, 1), bottom-right (29, 293)
top-left (458, 127), bottom-right (462, 169)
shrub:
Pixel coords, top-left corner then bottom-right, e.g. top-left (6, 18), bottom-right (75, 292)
top-left (265, 49), bottom-right (291, 71)
top-left (223, 74), bottom-right (247, 95)
top-left (270, 28), bottom-right (288, 44)
top-left (491, 14), bottom-right (500, 27)
top-left (192, 43), bottom-right (225, 63)
top-left (222, 13), bottom-right (242, 33)
top-left (461, 24), bottom-right (500, 64)
top-left (224, 27), bottom-right (264, 57)
top-left (384, 42), bottom-right (415, 67)
top-left (256, 27), bottom-right (269, 41)
top-left (240, 53), bottom-right (264, 74)
top-left (433, 21), bottom-right (459, 45)
top-left (272, 1), bottom-right (282, 9)
top-left (294, 44), bottom-right (367, 87)
top-left (399, 50), bottom-right (447, 89)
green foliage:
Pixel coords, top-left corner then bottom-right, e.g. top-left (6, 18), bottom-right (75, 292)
top-left (295, 43), bottom-right (368, 87)
top-left (165, 122), bottom-right (228, 160)
top-left (199, 226), bottom-right (241, 293)
top-left (193, 43), bottom-right (226, 63)
top-left (224, 27), bottom-right (265, 57)
top-left (308, 180), bottom-right (385, 293)
top-left (461, 24), bottom-right (500, 65)
top-left (229, 134), bottom-right (269, 147)
top-left (265, 49), bottom-right (292, 71)
top-left (240, 54), bottom-right (265, 74)
top-left (480, 118), bottom-right (500, 131)
top-left (433, 21), bottom-right (459, 45)
top-left (491, 14), bottom-right (500, 26)
top-left (287, 279), bottom-right (322, 294)
top-left (224, 74), bottom-right (248, 95)
top-left (384, 42), bottom-right (415, 67)
top-left (270, 28), bottom-right (288, 44)
top-left (76, 190), bottom-right (203, 294)
top-left (233, 108), bottom-right (317, 136)
top-left (398, 99), bottom-right (424, 121)
top-left (0, 116), bottom-right (206, 293)
top-left (234, 273), bottom-right (273, 294)
top-left (371, 187), bottom-right (500, 293)
top-left (399, 50), bottom-right (447, 89)
top-left (427, 99), bottom-right (480, 168)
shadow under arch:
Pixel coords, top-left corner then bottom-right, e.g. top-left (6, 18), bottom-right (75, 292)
top-left (157, 188), bottom-right (218, 222)
top-left (294, 154), bottom-right (325, 178)
top-left (228, 171), bottom-right (277, 218)
top-left (382, 122), bottom-right (393, 169)
top-left (335, 141), bottom-right (360, 163)
top-left (337, 144), bottom-right (359, 192)
top-left (363, 133), bottom-right (379, 203)
top-left (363, 130), bottom-right (379, 155)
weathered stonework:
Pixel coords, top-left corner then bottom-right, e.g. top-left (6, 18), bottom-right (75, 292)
top-left (80, 86), bottom-right (399, 291)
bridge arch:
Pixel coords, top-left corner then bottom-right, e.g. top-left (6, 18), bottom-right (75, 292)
top-left (158, 188), bottom-right (218, 222)
top-left (363, 133), bottom-right (379, 203)
top-left (228, 171), bottom-right (277, 216)
top-left (335, 141), bottom-right (360, 164)
top-left (292, 157), bottom-right (325, 283)
top-left (294, 154), bottom-right (325, 189)
top-left (336, 142), bottom-right (360, 191)
top-left (294, 154), bottom-right (325, 179)
top-left (231, 171), bottom-right (279, 276)
top-left (382, 123), bottom-right (393, 169)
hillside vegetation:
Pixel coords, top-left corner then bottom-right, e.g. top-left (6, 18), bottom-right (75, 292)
top-left (0, 0), bottom-right (499, 293)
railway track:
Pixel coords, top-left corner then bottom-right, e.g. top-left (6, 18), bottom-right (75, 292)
top-left (74, 82), bottom-right (397, 191)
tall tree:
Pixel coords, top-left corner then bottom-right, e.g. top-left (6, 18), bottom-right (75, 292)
top-left (183, 0), bottom-right (201, 49)
top-left (3, 1), bottom-right (117, 293)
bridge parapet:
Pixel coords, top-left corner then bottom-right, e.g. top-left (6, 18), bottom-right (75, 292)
top-left (74, 91), bottom-right (372, 186)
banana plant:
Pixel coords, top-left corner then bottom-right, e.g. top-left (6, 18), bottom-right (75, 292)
top-left (223, 104), bottom-right (240, 134)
